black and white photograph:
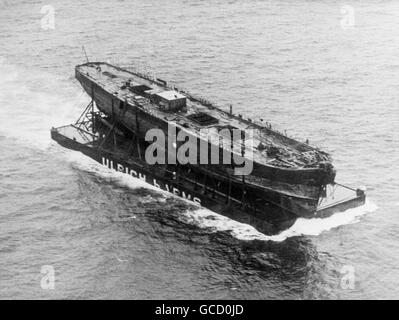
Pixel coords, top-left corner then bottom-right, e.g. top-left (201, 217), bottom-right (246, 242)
top-left (0, 0), bottom-right (396, 304)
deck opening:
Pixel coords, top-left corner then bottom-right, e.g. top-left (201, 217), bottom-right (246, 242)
top-left (102, 71), bottom-right (117, 78)
top-left (129, 84), bottom-right (152, 95)
top-left (188, 112), bottom-right (219, 126)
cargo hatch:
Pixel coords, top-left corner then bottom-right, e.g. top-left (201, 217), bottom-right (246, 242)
top-left (187, 112), bottom-right (219, 126)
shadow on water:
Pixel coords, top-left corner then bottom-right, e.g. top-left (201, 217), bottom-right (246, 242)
top-left (72, 168), bottom-right (329, 299)
top-left (150, 206), bottom-right (322, 298)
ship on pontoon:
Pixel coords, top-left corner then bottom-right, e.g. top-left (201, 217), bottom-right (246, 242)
top-left (51, 62), bottom-right (365, 235)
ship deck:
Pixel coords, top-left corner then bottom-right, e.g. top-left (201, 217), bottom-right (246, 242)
top-left (77, 62), bottom-right (331, 170)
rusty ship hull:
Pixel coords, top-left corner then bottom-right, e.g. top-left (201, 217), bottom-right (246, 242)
top-left (51, 119), bottom-right (296, 235)
top-left (74, 62), bottom-right (341, 218)
top-left (50, 108), bottom-right (365, 235)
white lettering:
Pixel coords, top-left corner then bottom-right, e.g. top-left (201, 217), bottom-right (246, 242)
top-left (181, 191), bottom-right (192, 201)
top-left (100, 158), bottom-right (202, 206)
top-left (177, 130), bottom-right (197, 164)
top-left (153, 179), bottom-right (161, 189)
top-left (167, 125), bottom-right (177, 164)
top-left (155, 305), bottom-right (190, 318)
top-left (130, 170), bottom-right (137, 177)
top-left (145, 128), bottom-right (166, 164)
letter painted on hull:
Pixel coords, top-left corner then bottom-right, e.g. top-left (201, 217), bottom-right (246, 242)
top-left (101, 157), bottom-right (202, 207)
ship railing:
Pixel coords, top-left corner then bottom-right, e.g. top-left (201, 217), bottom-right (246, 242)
top-left (126, 66), bottom-right (323, 151)
top-left (196, 130), bottom-right (252, 155)
top-left (334, 182), bottom-right (361, 193)
top-left (126, 67), bottom-right (157, 83)
top-left (127, 67), bottom-right (289, 135)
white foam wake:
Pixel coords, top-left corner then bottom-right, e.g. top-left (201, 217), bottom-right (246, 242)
top-left (63, 148), bottom-right (377, 242)
top-left (183, 200), bottom-right (377, 242)
top-left (0, 57), bottom-right (86, 150)
top-left (1, 57), bottom-right (378, 242)
top-left (60, 148), bottom-right (168, 200)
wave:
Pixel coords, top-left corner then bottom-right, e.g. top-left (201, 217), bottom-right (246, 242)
top-left (183, 200), bottom-right (377, 242)
top-left (0, 56), bottom-right (86, 150)
top-left (62, 148), bottom-right (377, 242)
top-left (10, 52), bottom-right (374, 242)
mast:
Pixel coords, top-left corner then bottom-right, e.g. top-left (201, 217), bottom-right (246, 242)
top-left (82, 45), bottom-right (89, 63)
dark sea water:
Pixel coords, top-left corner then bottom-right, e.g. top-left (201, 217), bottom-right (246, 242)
top-left (0, 0), bottom-right (397, 299)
